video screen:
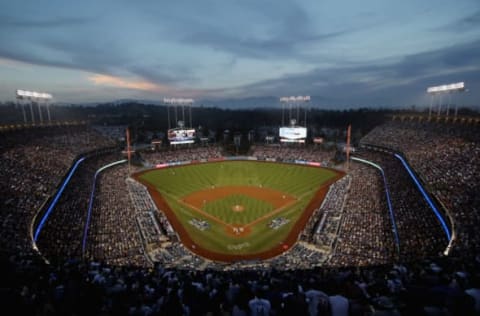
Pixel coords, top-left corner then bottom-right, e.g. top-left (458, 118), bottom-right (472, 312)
top-left (168, 128), bottom-right (196, 144)
top-left (279, 127), bottom-right (307, 140)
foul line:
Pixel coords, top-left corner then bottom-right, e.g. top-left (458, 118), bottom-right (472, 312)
top-left (244, 179), bottom-right (337, 229)
top-left (244, 196), bottom-right (302, 229)
top-left (163, 189), bottom-right (299, 231)
top-left (173, 195), bottom-right (235, 229)
top-left (174, 188), bottom-right (323, 231)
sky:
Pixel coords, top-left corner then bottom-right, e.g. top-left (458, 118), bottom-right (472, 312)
top-left (0, 0), bottom-right (479, 108)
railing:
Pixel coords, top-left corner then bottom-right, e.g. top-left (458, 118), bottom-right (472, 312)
top-left (358, 143), bottom-right (455, 254)
top-left (31, 146), bottom-right (120, 262)
top-left (351, 157), bottom-right (400, 256)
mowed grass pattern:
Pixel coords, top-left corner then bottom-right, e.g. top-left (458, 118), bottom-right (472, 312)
top-left (203, 194), bottom-right (274, 225)
top-left (139, 161), bottom-right (339, 255)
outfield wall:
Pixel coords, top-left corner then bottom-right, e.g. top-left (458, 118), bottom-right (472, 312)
top-left (152, 155), bottom-right (332, 171)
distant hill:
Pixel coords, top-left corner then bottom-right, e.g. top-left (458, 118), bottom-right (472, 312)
top-left (197, 96), bottom-right (278, 109)
top-left (72, 95), bottom-right (333, 109)
top-left (190, 95), bottom-right (334, 109)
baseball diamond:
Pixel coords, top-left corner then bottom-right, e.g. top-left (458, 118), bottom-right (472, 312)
top-left (134, 160), bottom-right (343, 262)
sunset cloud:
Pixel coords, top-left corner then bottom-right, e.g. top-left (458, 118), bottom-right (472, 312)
top-left (88, 74), bottom-right (169, 92)
top-left (0, 1), bottom-right (479, 106)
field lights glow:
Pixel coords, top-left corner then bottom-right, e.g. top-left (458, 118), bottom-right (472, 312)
top-left (279, 96), bottom-right (310, 102)
top-left (163, 98), bottom-right (194, 104)
top-left (427, 82), bottom-right (465, 93)
top-left (17, 89), bottom-right (52, 99)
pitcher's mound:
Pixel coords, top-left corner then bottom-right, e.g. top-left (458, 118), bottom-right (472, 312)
top-left (232, 204), bottom-right (245, 212)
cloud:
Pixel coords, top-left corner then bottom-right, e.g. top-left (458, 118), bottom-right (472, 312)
top-left (127, 64), bottom-right (197, 86)
top-left (219, 39), bottom-right (480, 106)
top-left (0, 15), bottom-right (94, 28)
top-left (0, 57), bottom-right (29, 67)
top-left (0, 1), bottom-right (478, 106)
top-left (87, 73), bottom-right (214, 99)
top-left (435, 10), bottom-right (480, 32)
top-left (88, 74), bottom-right (169, 92)
top-left (183, 29), bottom-right (350, 61)
top-left (179, 2), bottom-right (354, 61)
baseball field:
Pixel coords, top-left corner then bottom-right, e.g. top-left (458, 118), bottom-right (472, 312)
top-left (135, 160), bottom-right (343, 262)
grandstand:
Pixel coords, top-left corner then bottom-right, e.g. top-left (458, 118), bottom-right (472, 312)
top-left (1, 117), bottom-right (480, 315)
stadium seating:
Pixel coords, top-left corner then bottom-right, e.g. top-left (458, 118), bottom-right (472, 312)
top-left (1, 121), bottom-right (480, 315)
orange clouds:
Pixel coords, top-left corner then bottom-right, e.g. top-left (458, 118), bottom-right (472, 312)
top-left (88, 74), bottom-right (170, 92)
top-left (87, 73), bottom-right (215, 98)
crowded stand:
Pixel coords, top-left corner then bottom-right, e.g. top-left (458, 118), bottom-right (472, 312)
top-left (5, 248), bottom-right (480, 315)
top-left (136, 212), bottom-right (167, 245)
top-left (329, 162), bottom-right (396, 267)
top-left (304, 176), bottom-right (351, 251)
top-left (0, 125), bottom-right (115, 258)
top-left (2, 123), bottom-right (480, 315)
top-left (361, 120), bottom-right (480, 253)
top-left (85, 164), bottom-right (150, 267)
top-left (127, 178), bottom-right (158, 214)
top-left (251, 144), bottom-right (335, 166)
top-left (354, 149), bottom-right (447, 259)
top-left (141, 145), bottom-right (224, 166)
top-left (127, 178), bottom-right (176, 238)
top-left (36, 153), bottom-right (123, 261)
top-left (92, 125), bottom-right (128, 142)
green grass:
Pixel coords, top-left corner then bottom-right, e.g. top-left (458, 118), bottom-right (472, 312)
top-left (139, 161), bottom-right (340, 256)
top-left (203, 194), bottom-right (274, 225)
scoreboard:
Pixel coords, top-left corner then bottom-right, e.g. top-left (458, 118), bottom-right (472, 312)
top-left (279, 127), bottom-right (307, 143)
top-left (168, 128), bottom-right (196, 145)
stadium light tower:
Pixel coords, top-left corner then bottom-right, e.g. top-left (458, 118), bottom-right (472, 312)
top-left (163, 98), bottom-right (195, 128)
top-left (279, 96), bottom-right (310, 127)
top-left (16, 89), bottom-right (53, 124)
top-left (426, 82), bottom-right (465, 120)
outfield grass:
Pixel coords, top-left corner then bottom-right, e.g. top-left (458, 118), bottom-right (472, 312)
top-left (139, 161), bottom-right (340, 257)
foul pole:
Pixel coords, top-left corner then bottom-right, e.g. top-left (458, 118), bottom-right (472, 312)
top-left (126, 127), bottom-right (132, 175)
top-left (346, 124), bottom-right (351, 171)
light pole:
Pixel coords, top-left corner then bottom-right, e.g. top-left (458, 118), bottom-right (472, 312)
top-left (16, 89), bottom-right (53, 124)
top-left (280, 96), bottom-right (310, 127)
top-left (163, 98), bottom-right (194, 128)
top-left (427, 82), bottom-right (465, 120)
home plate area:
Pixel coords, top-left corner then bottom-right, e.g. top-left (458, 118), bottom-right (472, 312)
top-left (225, 225), bottom-right (252, 237)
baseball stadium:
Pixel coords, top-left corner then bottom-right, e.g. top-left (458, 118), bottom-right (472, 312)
top-left (1, 1), bottom-right (480, 314)
top-left (2, 105), bottom-right (479, 314)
